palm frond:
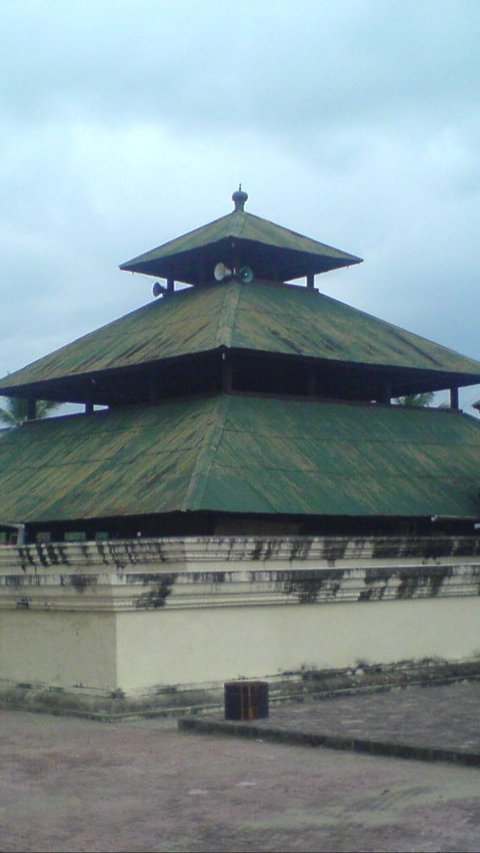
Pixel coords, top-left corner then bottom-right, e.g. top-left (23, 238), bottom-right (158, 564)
top-left (0, 397), bottom-right (60, 427)
top-left (394, 392), bottom-right (435, 408)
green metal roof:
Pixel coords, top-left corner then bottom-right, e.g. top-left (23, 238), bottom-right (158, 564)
top-left (0, 394), bottom-right (479, 523)
top-left (119, 206), bottom-right (362, 284)
top-left (1, 281), bottom-right (480, 399)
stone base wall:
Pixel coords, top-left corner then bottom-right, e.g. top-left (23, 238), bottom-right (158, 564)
top-left (1, 535), bottom-right (480, 695)
top-left (116, 596), bottom-right (480, 692)
top-left (0, 610), bottom-right (117, 692)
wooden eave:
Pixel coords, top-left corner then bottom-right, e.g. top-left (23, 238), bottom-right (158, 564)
top-left (2, 348), bottom-right (480, 408)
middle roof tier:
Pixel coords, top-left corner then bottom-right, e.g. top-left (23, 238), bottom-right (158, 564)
top-left (2, 279), bottom-right (480, 405)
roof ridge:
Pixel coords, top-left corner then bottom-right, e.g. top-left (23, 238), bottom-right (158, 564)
top-left (214, 281), bottom-right (242, 348)
top-left (182, 395), bottom-right (232, 511)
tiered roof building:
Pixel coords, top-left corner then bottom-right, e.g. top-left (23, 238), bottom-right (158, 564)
top-left (2, 189), bottom-right (480, 699)
top-left (1, 189), bottom-right (480, 543)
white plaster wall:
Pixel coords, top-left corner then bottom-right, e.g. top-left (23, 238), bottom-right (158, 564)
top-left (116, 597), bottom-right (480, 691)
top-left (0, 610), bottom-right (117, 691)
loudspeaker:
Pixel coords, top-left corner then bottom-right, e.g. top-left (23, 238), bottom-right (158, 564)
top-left (238, 266), bottom-right (254, 283)
top-left (214, 262), bottom-right (233, 281)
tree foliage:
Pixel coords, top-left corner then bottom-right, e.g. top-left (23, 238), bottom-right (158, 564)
top-left (394, 392), bottom-right (435, 407)
top-left (0, 397), bottom-right (60, 427)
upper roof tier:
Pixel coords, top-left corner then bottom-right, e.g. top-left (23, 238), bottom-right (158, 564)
top-left (120, 188), bottom-right (362, 284)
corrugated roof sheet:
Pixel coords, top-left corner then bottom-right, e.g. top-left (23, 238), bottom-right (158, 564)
top-left (0, 394), bottom-right (479, 523)
top-left (119, 208), bottom-right (362, 283)
top-left (2, 281), bottom-right (480, 394)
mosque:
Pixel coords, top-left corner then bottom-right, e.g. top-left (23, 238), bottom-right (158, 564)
top-left (1, 189), bottom-right (480, 698)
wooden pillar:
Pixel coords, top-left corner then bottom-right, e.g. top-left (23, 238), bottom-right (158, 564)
top-left (450, 386), bottom-right (459, 411)
top-left (222, 352), bottom-right (233, 392)
top-left (306, 273), bottom-right (315, 290)
top-left (149, 375), bottom-right (159, 404)
top-left (167, 278), bottom-right (174, 295)
top-left (27, 399), bottom-right (36, 421)
top-left (85, 401), bottom-right (94, 415)
top-left (307, 367), bottom-right (316, 398)
top-left (378, 379), bottom-right (392, 405)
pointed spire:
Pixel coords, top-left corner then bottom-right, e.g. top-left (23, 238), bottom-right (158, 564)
top-left (232, 184), bottom-right (248, 212)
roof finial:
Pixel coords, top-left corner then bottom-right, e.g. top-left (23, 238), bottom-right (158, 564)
top-left (232, 184), bottom-right (248, 212)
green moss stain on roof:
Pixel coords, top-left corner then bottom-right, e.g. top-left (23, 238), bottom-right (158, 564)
top-left (0, 397), bottom-right (221, 523)
top-left (2, 281), bottom-right (480, 394)
top-left (229, 283), bottom-right (480, 372)
top-left (0, 395), bottom-right (479, 523)
top-left (120, 208), bottom-right (362, 283)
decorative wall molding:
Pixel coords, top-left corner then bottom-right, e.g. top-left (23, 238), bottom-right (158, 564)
top-left (1, 534), bottom-right (480, 572)
top-left (1, 535), bottom-right (480, 612)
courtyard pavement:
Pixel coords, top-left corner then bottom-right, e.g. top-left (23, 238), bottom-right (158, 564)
top-left (2, 683), bottom-right (480, 852)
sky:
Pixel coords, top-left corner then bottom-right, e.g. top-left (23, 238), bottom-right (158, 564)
top-left (1, 0), bottom-right (480, 410)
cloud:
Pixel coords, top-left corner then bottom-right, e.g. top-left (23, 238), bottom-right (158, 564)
top-left (1, 0), bottom-right (480, 416)
top-left (3, 1), bottom-right (479, 132)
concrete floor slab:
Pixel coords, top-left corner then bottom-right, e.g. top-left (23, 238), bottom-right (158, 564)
top-left (181, 682), bottom-right (480, 766)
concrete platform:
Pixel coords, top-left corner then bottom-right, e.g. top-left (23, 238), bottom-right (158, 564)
top-left (179, 681), bottom-right (480, 766)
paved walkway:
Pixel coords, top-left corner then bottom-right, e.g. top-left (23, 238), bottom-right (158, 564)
top-left (181, 681), bottom-right (480, 765)
top-left (2, 684), bottom-right (480, 851)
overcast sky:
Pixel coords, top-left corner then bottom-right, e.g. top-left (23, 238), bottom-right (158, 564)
top-left (1, 0), bottom-right (480, 409)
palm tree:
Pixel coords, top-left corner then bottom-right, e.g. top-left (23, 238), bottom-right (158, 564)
top-left (0, 397), bottom-right (60, 427)
top-left (394, 392), bottom-right (435, 407)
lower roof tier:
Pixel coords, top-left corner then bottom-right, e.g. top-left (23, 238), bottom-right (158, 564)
top-left (1, 281), bottom-right (480, 404)
top-left (0, 393), bottom-right (480, 524)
